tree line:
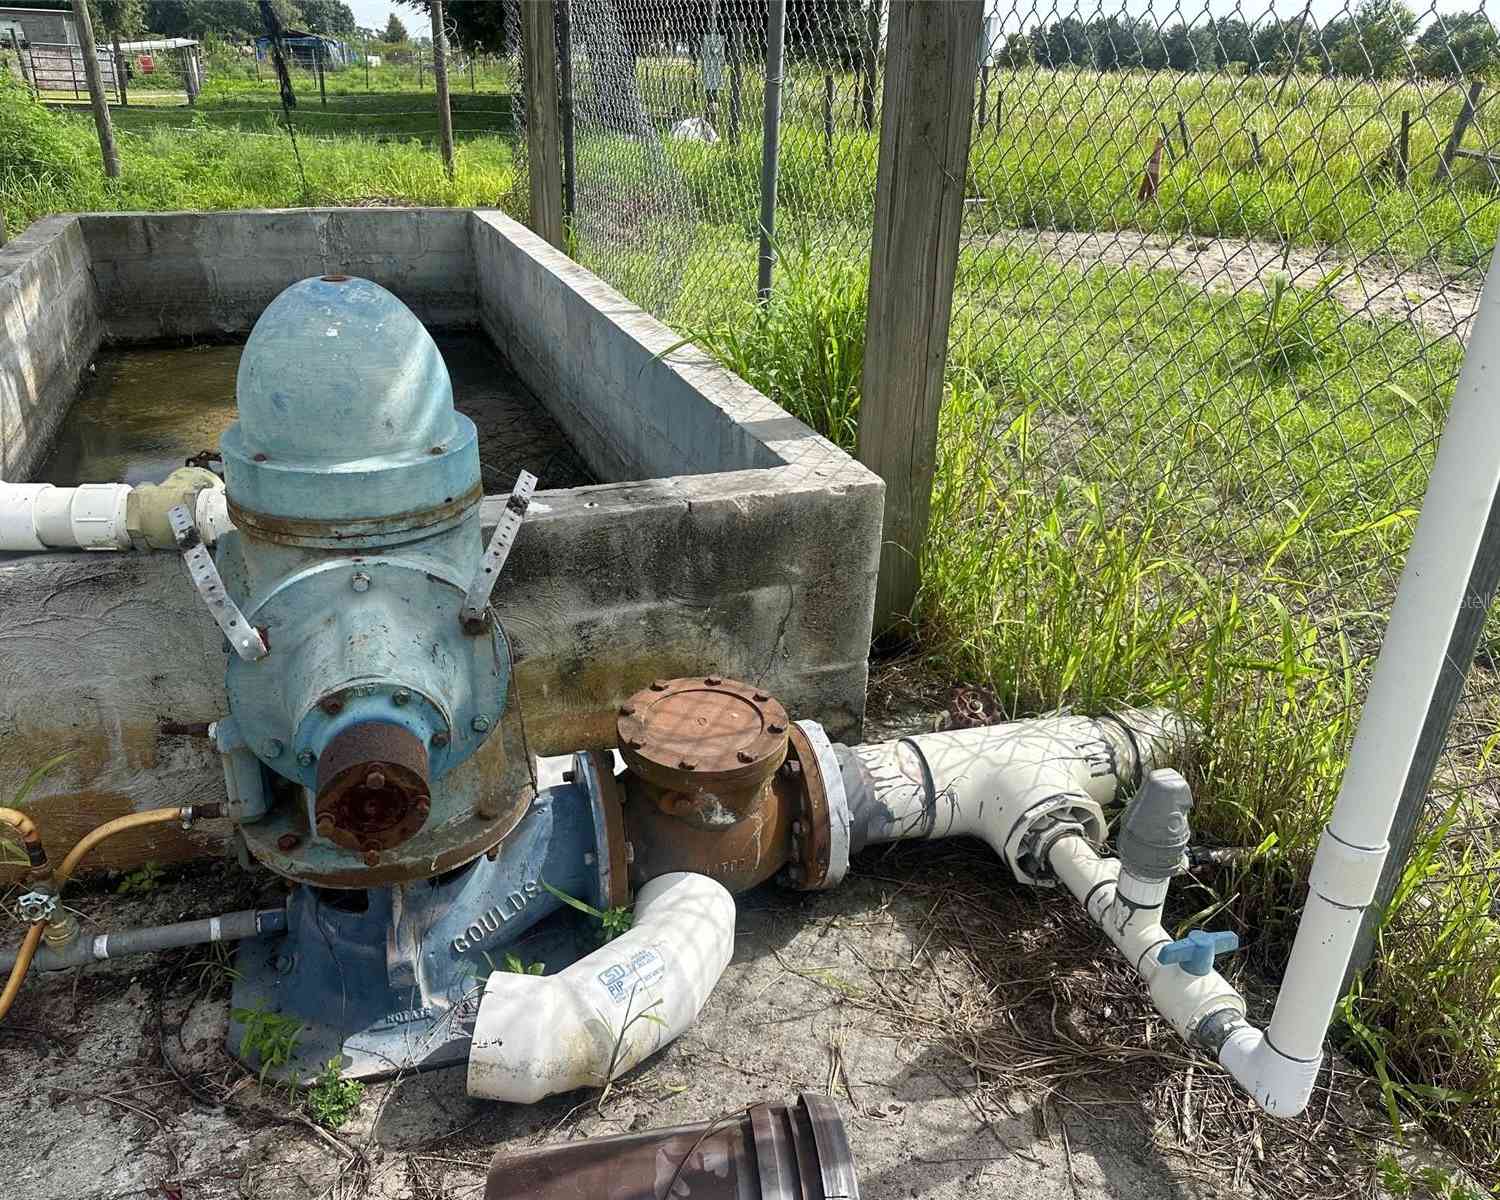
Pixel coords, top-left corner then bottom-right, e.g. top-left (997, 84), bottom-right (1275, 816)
top-left (996, 3), bottom-right (1499, 80)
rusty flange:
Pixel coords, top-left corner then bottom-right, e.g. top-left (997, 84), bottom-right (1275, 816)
top-left (617, 676), bottom-right (788, 822)
top-left (314, 722), bottom-right (431, 852)
top-left (584, 750), bottom-right (632, 910)
top-left (785, 723), bottom-right (834, 890)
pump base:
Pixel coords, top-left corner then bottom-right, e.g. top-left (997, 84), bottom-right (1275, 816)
top-left (227, 767), bottom-right (615, 1080)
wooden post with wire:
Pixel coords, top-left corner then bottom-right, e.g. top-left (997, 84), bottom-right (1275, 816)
top-left (70, 0), bottom-right (120, 179)
top-left (315, 40), bottom-right (327, 107)
top-left (521, 0), bottom-right (564, 250)
top-left (1437, 80), bottom-right (1484, 183)
top-left (857, 0), bottom-right (982, 632)
top-left (430, 0), bottom-right (456, 180)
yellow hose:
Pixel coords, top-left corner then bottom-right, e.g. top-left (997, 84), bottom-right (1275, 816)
top-left (0, 807), bottom-right (42, 849)
top-left (1, 806), bottom-right (192, 1023)
top-left (0, 925), bottom-right (44, 1022)
top-left (54, 807), bottom-right (190, 886)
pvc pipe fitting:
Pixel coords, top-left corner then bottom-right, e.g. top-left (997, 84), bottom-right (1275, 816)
top-left (466, 871), bottom-right (736, 1103)
top-left (0, 482), bottom-right (132, 551)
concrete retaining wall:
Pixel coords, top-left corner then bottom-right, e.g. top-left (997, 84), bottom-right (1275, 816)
top-left (0, 218), bottom-right (101, 483)
top-left (0, 208), bottom-right (882, 877)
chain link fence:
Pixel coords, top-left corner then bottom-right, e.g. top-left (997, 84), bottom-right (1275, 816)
top-left (540, 0), bottom-right (1500, 1160)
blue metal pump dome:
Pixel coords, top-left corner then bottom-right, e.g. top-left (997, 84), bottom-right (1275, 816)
top-left (220, 275), bottom-right (481, 539)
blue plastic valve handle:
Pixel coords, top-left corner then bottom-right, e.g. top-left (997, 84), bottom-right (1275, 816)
top-left (1157, 929), bottom-right (1240, 976)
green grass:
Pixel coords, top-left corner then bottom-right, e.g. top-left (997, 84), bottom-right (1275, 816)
top-left (1, 77), bottom-right (521, 234)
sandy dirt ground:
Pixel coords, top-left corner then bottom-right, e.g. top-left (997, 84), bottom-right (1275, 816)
top-left (0, 715), bottom-right (1443, 1200)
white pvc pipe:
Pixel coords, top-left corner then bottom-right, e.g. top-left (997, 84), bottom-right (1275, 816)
top-left (1049, 836), bottom-right (1244, 1042)
top-left (0, 482), bottom-right (132, 550)
top-left (1211, 235), bottom-right (1500, 1118)
top-left (852, 709), bottom-right (1187, 883)
top-left (466, 872), bottom-right (735, 1103)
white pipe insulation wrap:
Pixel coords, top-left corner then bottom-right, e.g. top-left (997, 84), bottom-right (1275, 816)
top-left (1209, 232), bottom-right (1500, 1119)
top-left (848, 708), bottom-right (1189, 884)
top-left (466, 872), bottom-right (736, 1103)
top-left (0, 481), bottom-right (132, 550)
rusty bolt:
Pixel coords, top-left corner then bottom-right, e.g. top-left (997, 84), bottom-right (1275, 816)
top-left (316, 815), bottom-right (335, 837)
top-left (320, 697), bottom-right (344, 715)
top-left (298, 749), bottom-right (316, 768)
top-left (471, 715), bottom-right (491, 733)
top-left (350, 572), bottom-right (371, 593)
top-left (486, 844), bottom-right (500, 861)
top-left (365, 769), bottom-right (387, 790)
top-left (393, 689), bottom-right (411, 706)
top-left (650, 679), bottom-right (669, 691)
top-left (679, 758), bottom-right (698, 770)
top-left (768, 721), bottom-right (787, 734)
top-left (705, 675), bottom-right (722, 686)
top-left (252, 452), bottom-right (268, 462)
top-left (753, 691), bottom-right (770, 702)
top-left (737, 749), bottom-right (755, 763)
top-left (431, 731), bottom-right (450, 748)
top-left (363, 849), bottom-right (381, 867)
top-left (277, 833), bottom-right (300, 852)
top-left (618, 704), bottom-right (635, 717)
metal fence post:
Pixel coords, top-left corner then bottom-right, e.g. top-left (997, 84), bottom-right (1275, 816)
top-left (558, 0), bottom-right (576, 227)
top-left (521, 0), bottom-right (565, 250)
top-left (857, 0), bottom-right (982, 631)
top-left (757, 0), bottom-right (786, 303)
top-left (70, 0), bottom-right (120, 178)
top-left (1345, 491), bottom-right (1500, 986)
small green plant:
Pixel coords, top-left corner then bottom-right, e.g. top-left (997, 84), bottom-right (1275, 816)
top-left (114, 862), bottom-right (165, 895)
top-left (0, 750), bottom-right (75, 866)
top-left (540, 880), bottom-right (633, 943)
top-left (500, 952), bottom-right (546, 975)
top-left (305, 1058), bottom-right (365, 1129)
top-left (232, 1006), bottom-right (304, 1085)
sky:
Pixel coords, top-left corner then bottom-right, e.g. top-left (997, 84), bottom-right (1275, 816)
top-left (346, 0), bottom-right (405, 35)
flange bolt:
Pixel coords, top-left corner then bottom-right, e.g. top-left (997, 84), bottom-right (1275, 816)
top-left (365, 769), bottom-right (387, 790)
top-left (768, 721), bottom-right (786, 734)
top-left (471, 715), bottom-right (491, 733)
top-left (393, 689), bottom-right (411, 706)
top-left (619, 705), bottom-right (635, 716)
top-left (679, 758), bottom-right (698, 770)
top-left (262, 738), bottom-right (283, 759)
top-left (316, 815), bottom-right (335, 838)
top-left (705, 675), bottom-right (722, 686)
top-left (650, 679), bottom-right (669, 691)
top-left (432, 731), bottom-right (450, 748)
top-left (298, 750), bottom-right (316, 767)
top-left (276, 833), bottom-right (300, 852)
top-left (351, 572), bottom-right (371, 593)
top-left (737, 749), bottom-right (755, 763)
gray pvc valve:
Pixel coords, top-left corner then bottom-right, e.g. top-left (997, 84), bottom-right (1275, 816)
top-left (1118, 767), bottom-right (1193, 881)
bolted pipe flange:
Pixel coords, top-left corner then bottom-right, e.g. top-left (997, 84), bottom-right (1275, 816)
top-left (616, 676), bottom-right (789, 824)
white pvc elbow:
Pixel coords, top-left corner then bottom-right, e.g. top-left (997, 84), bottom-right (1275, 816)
top-left (0, 482), bottom-right (132, 550)
top-left (1217, 1026), bottom-right (1322, 1118)
top-left (466, 872), bottom-right (736, 1103)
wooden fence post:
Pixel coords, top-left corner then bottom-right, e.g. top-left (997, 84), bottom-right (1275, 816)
top-left (430, 0), bottom-right (456, 179)
top-left (70, 0), bottom-right (120, 179)
top-left (522, 0), bottom-right (565, 250)
top-left (1397, 108), bottom-right (1410, 186)
top-left (1437, 80), bottom-right (1483, 183)
top-left (857, 0), bottom-right (983, 632)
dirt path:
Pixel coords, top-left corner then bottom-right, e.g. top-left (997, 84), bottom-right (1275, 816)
top-left (972, 227), bottom-right (1485, 341)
